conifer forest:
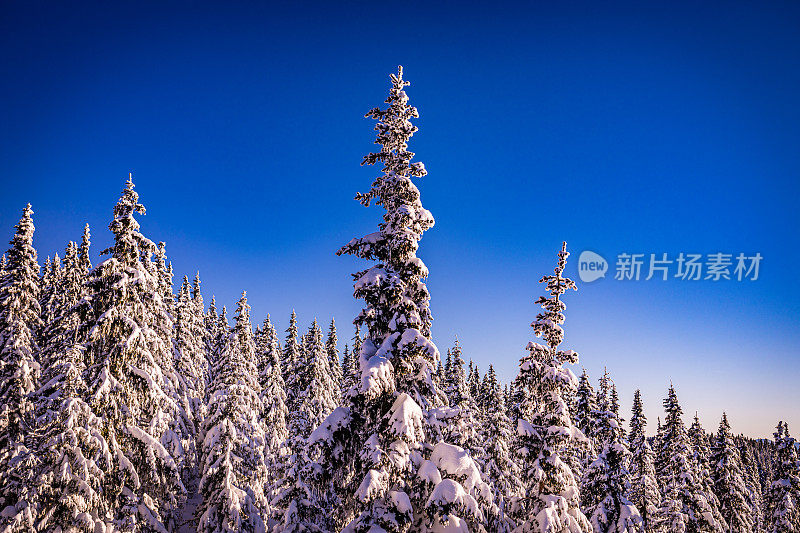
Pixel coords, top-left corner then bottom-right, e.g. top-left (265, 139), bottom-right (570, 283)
top-left (0, 66), bottom-right (797, 533)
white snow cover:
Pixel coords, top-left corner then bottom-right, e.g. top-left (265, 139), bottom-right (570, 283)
top-left (387, 393), bottom-right (424, 442)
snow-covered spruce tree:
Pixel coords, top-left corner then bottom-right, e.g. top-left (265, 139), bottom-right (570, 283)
top-left (273, 318), bottom-right (340, 532)
top-left (78, 177), bottom-right (184, 531)
top-left (30, 237), bottom-right (108, 532)
top-left (0, 255), bottom-right (6, 278)
top-left (513, 242), bottom-right (590, 533)
top-left (737, 439), bottom-right (764, 531)
top-left (32, 342), bottom-right (109, 532)
top-left (581, 369), bottom-right (642, 533)
top-left (0, 204), bottom-right (42, 530)
top-left (204, 296), bottom-right (219, 368)
top-left (174, 275), bottom-right (211, 483)
top-left (37, 244), bottom-right (74, 368)
top-left (481, 364), bottom-right (523, 532)
top-left (282, 310), bottom-right (301, 413)
top-left (255, 314), bottom-right (289, 493)
top-left (341, 343), bottom-right (355, 391)
top-left (191, 273), bottom-right (209, 371)
top-left (310, 66), bottom-right (495, 532)
top-left (688, 414), bottom-right (726, 531)
top-left (766, 421), bottom-right (800, 533)
top-left (38, 254), bottom-right (61, 334)
top-left (628, 389), bottom-right (661, 532)
top-left (710, 413), bottom-right (754, 532)
top-left (655, 385), bottom-right (723, 533)
top-left (197, 292), bottom-right (268, 533)
top-left (443, 338), bottom-right (483, 458)
top-left (327, 318), bottom-right (343, 394)
top-left (468, 361), bottom-right (481, 413)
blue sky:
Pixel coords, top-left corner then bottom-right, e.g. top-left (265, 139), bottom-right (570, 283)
top-left (2, 1), bottom-right (798, 437)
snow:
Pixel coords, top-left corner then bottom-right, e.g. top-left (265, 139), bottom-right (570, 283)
top-left (430, 442), bottom-right (482, 492)
top-left (387, 393), bottom-right (423, 442)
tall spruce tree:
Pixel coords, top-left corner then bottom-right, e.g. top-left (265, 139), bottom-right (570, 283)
top-left (738, 439), bottom-right (764, 531)
top-left (197, 292), bottom-right (268, 533)
top-left (711, 413), bottom-right (754, 532)
top-left (688, 414), bottom-right (726, 531)
top-left (655, 386), bottom-right (723, 533)
top-left (766, 422), bottom-right (800, 532)
top-left (513, 242), bottom-right (590, 533)
top-left (78, 177), bottom-right (184, 531)
top-left (629, 389), bottom-right (661, 532)
top-left (0, 204), bottom-right (42, 530)
top-left (581, 371), bottom-right (642, 532)
top-left (310, 66), bottom-right (495, 532)
top-left (282, 311), bottom-right (301, 413)
top-left (326, 318), bottom-right (343, 395)
top-left (255, 314), bottom-right (288, 492)
top-left (273, 319), bottom-right (340, 532)
top-left (480, 364), bottom-right (523, 532)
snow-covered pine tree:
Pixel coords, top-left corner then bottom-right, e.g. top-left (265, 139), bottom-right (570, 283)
top-left (38, 253), bottom-right (61, 334)
top-left (197, 292), bottom-right (268, 533)
top-left (738, 439), bottom-right (764, 531)
top-left (326, 318), bottom-right (343, 396)
top-left (468, 361), bottom-right (481, 410)
top-left (341, 343), bottom-right (355, 391)
top-left (766, 421), bottom-right (800, 533)
top-left (711, 413), bottom-right (754, 532)
top-left (0, 255), bottom-right (6, 278)
top-left (0, 204), bottom-right (41, 530)
top-left (581, 369), bottom-right (642, 532)
top-left (174, 275), bottom-right (210, 483)
top-left (255, 314), bottom-right (288, 494)
top-left (31, 235), bottom-right (105, 533)
top-left (480, 364), bottom-right (522, 532)
top-left (688, 413), bottom-right (726, 530)
top-left (78, 177), bottom-right (184, 531)
top-left (204, 296), bottom-right (219, 368)
top-left (310, 66), bottom-right (495, 532)
top-left (513, 242), bottom-right (590, 533)
top-left (655, 385), bottom-right (723, 533)
top-left (79, 223), bottom-right (92, 274)
top-left (282, 310), bottom-right (301, 413)
top-left (443, 338), bottom-right (483, 457)
top-left (628, 389), bottom-right (661, 532)
top-left (273, 318), bottom-right (340, 532)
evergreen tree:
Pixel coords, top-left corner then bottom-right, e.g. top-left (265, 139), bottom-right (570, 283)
top-left (582, 369), bottom-right (642, 532)
top-left (273, 319), bottom-right (340, 532)
top-left (255, 314), bottom-right (288, 490)
top-left (205, 296), bottom-right (219, 369)
top-left (79, 223), bottom-right (92, 274)
top-left (738, 439), bottom-right (764, 532)
top-left (78, 177), bottom-right (183, 531)
top-left (766, 422), bottom-right (800, 532)
top-left (655, 386), bottom-right (723, 533)
top-left (444, 338), bottom-right (482, 457)
top-left (688, 414), bottom-right (726, 530)
top-left (513, 242), bottom-right (590, 533)
top-left (174, 275), bottom-right (210, 483)
top-left (0, 204), bottom-right (41, 530)
top-left (711, 413), bottom-right (754, 532)
top-left (326, 318), bottom-right (343, 395)
top-left (197, 292), bottom-right (268, 533)
top-left (311, 67), bottom-right (495, 532)
top-left (480, 364), bottom-right (522, 532)
top-left (282, 310), bottom-right (301, 412)
top-left (629, 389), bottom-right (661, 532)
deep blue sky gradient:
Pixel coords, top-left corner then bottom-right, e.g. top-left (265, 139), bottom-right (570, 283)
top-left (2, 1), bottom-right (799, 437)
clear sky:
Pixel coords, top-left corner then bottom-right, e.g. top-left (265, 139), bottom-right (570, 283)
top-left (2, 1), bottom-right (798, 438)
